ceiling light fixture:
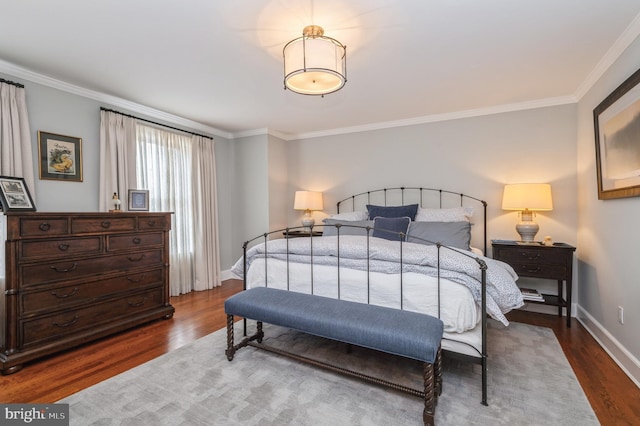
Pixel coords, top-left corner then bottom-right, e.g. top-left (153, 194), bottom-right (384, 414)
top-left (283, 25), bottom-right (347, 97)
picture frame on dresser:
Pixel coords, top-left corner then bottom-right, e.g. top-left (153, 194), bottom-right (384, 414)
top-left (128, 189), bottom-right (149, 211)
top-left (593, 66), bottom-right (640, 200)
top-left (37, 131), bottom-right (83, 182)
top-left (0, 176), bottom-right (36, 211)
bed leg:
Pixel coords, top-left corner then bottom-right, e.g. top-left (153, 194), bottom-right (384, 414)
top-left (225, 314), bottom-right (235, 361)
top-left (481, 354), bottom-right (488, 406)
top-left (435, 346), bottom-right (443, 397)
top-left (423, 362), bottom-right (436, 426)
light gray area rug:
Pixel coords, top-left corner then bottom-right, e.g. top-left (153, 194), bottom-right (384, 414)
top-left (60, 320), bottom-right (599, 425)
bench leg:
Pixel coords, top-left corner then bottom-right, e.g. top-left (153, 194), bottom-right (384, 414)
top-left (226, 314), bottom-right (236, 361)
top-left (423, 361), bottom-right (436, 426)
top-left (435, 346), bottom-right (443, 397)
top-left (226, 316), bottom-right (265, 361)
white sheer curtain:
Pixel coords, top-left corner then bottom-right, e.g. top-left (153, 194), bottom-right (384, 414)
top-left (135, 124), bottom-right (221, 295)
top-left (191, 135), bottom-right (221, 291)
top-left (99, 110), bottom-right (137, 210)
top-left (0, 82), bottom-right (36, 198)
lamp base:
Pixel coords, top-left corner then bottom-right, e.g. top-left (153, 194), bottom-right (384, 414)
top-left (301, 211), bottom-right (315, 229)
top-left (515, 220), bottom-right (539, 243)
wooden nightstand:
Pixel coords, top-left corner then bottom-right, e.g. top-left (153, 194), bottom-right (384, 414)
top-left (492, 240), bottom-right (576, 327)
top-left (283, 230), bottom-right (323, 238)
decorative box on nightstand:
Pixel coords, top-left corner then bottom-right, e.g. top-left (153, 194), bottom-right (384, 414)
top-left (491, 240), bottom-right (576, 327)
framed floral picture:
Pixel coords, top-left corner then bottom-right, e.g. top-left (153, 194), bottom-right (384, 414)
top-left (0, 176), bottom-right (36, 211)
top-left (593, 66), bottom-right (640, 200)
top-left (38, 131), bottom-right (83, 182)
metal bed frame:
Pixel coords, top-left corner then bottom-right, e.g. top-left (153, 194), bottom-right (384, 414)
top-left (241, 187), bottom-right (490, 405)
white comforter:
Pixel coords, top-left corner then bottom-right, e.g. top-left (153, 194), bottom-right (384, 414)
top-left (231, 235), bottom-right (523, 327)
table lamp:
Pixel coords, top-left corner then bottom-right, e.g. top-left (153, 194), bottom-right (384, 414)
top-left (294, 191), bottom-right (323, 228)
top-left (502, 183), bottom-right (553, 243)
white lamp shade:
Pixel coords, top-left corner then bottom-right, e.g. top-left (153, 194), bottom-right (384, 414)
top-left (502, 184), bottom-right (553, 211)
top-left (294, 191), bottom-right (324, 211)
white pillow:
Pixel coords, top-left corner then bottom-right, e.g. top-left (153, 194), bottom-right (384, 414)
top-left (325, 211), bottom-right (368, 221)
top-left (415, 206), bottom-right (474, 222)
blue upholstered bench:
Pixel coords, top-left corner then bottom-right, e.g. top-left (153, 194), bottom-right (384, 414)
top-left (224, 287), bottom-right (444, 426)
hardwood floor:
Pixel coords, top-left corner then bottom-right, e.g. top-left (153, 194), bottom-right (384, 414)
top-left (2, 279), bottom-right (639, 425)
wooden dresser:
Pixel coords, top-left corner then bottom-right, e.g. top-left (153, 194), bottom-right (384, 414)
top-left (0, 212), bottom-right (175, 374)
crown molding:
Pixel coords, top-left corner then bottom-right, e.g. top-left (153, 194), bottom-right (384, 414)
top-left (574, 11), bottom-right (640, 101)
top-left (285, 95), bottom-right (577, 141)
top-left (0, 59), bottom-right (233, 140)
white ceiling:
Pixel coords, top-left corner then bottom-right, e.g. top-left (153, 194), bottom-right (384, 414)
top-left (1, 1), bottom-right (640, 139)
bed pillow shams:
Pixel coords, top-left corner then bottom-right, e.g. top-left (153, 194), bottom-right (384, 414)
top-left (415, 206), bottom-right (474, 222)
top-left (372, 216), bottom-right (411, 241)
top-left (406, 221), bottom-right (471, 250)
top-left (366, 204), bottom-right (418, 221)
top-left (322, 219), bottom-right (373, 236)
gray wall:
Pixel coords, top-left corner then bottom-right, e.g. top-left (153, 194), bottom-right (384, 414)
top-left (576, 36), bottom-right (640, 385)
top-left (287, 105), bottom-right (578, 253)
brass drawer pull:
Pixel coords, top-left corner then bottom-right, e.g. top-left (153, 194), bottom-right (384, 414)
top-left (127, 297), bottom-right (147, 307)
top-left (101, 221), bottom-right (111, 228)
top-left (58, 243), bottom-right (70, 251)
top-left (126, 274), bottom-right (147, 283)
top-left (147, 220), bottom-right (156, 227)
top-left (520, 252), bottom-right (540, 260)
top-left (53, 315), bottom-right (79, 328)
top-left (51, 287), bottom-right (78, 298)
top-left (132, 237), bottom-right (142, 244)
top-left (39, 223), bottom-right (51, 231)
top-left (50, 263), bottom-right (78, 273)
top-left (128, 255), bottom-right (145, 262)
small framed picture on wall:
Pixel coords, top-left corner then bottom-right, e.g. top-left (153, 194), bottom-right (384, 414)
top-left (37, 131), bottom-right (83, 182)
top-left (128, 189), bottom-right (149, 211)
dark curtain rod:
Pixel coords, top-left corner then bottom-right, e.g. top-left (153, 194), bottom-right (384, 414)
top-left (100, 107), bottom-right (213, 140)
top-left (0, 78), bottom-right (25, 88)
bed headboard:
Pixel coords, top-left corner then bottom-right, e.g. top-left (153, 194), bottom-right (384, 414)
top-left (336, 187), bottom-right (488, 255)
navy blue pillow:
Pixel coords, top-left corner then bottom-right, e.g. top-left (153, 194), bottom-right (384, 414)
top-left (372, 216), bottom-right (411, 241)
top-left (366, 204), bottom-right (419, 221)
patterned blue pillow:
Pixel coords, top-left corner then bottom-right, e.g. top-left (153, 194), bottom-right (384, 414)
top-left (372, 216), bottom-right (411, 241)
top-left (366, 204), bottom-right (419, 221)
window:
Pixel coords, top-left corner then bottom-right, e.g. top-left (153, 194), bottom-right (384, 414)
top-left (135, 124), bottom-right (195, 294)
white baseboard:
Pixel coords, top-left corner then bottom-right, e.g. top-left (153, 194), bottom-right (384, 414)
top-left (577, 305), bottom-right (640, 389)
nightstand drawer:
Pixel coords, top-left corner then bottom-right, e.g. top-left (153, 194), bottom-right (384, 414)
top-left (508, 262), bottom-right (567, 279)
top-left (494, 247), bottom-right (562, 265)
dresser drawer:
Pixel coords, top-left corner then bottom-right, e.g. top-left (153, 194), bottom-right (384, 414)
top-left (494, 247), bottom-right (561, 265)
top-left (21, 287), bottom-right (165, 347)
top-left (19, 236), bottom-right (102, 260)
top-left (21, 268), bottom-right (165, 315)
top-left (107, 232), bottom-right (164, 251)
top-left (19, 218), bottom-right (68, 237)
top-left (71, 217), bottom-right (136, 234)
top-left (20, 249), bottom-right (164, 287)
top-left (138, 215), bottom-right (170, 231)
